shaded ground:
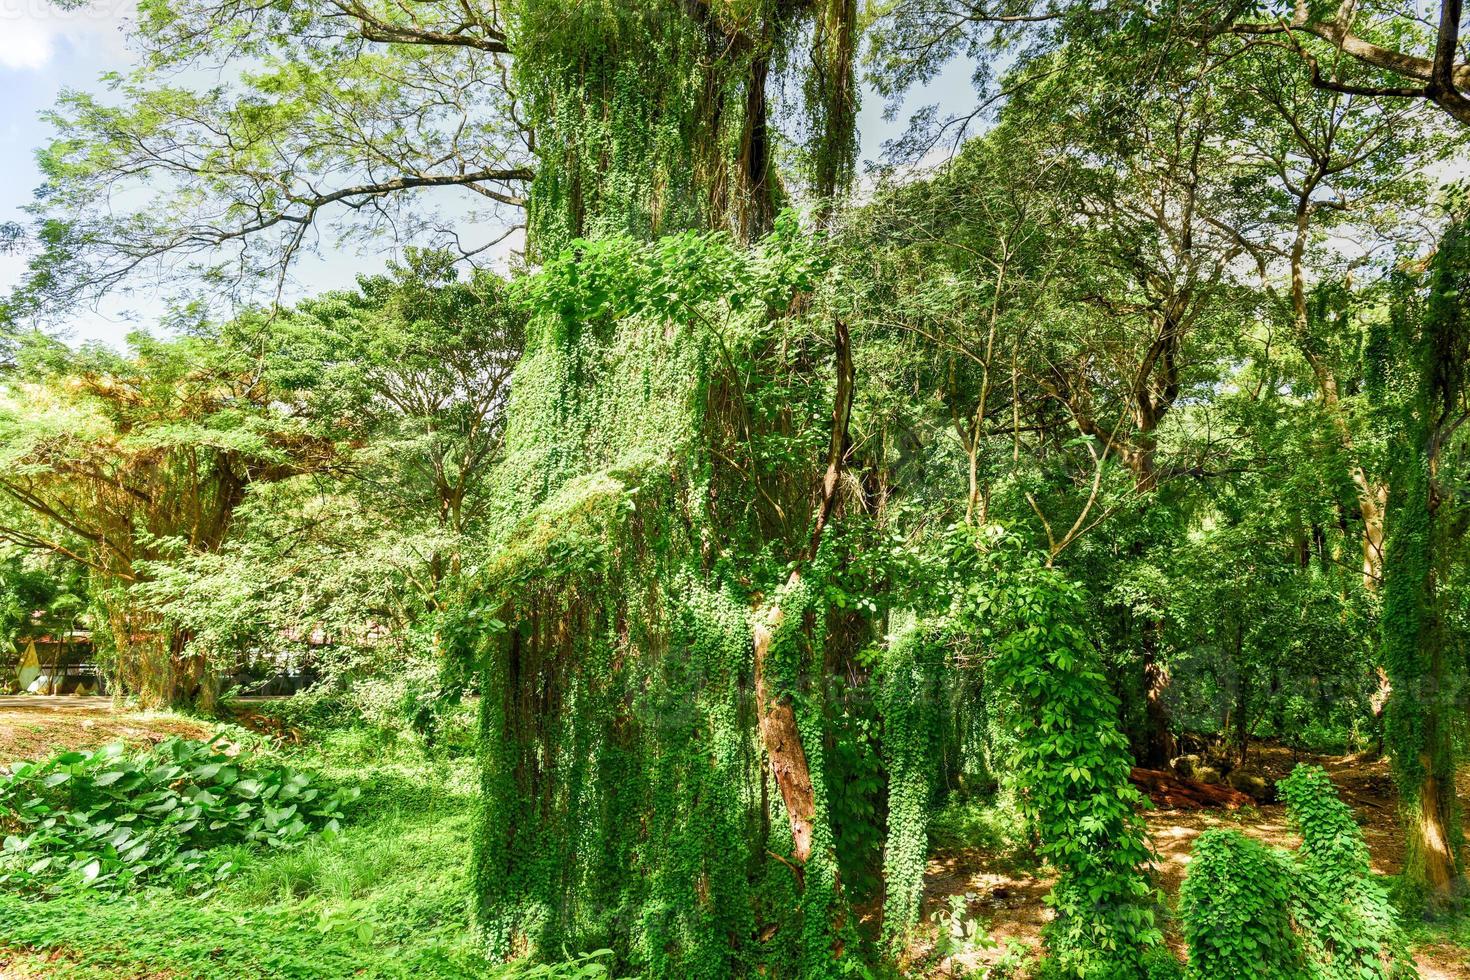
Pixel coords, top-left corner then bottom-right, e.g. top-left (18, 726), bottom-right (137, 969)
top-left (0, 695), bottom-right (211, 764)
top-left (920, 743), bottom-right (1470, 978)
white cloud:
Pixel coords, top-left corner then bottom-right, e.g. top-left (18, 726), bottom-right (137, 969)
top-left (0, 1), bottom-right (133, 71)
top-left (0, 16), bottom-right (54, 69)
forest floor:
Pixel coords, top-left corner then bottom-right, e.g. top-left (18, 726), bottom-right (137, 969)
top-left (0, 696), bottom-right (211, 761)
top-left (921, 742), bottom-right (1470, 978)
top-left (4, 698), bottom-right (1470, 978)
top-left (0, 700), bottom-right (490, 980)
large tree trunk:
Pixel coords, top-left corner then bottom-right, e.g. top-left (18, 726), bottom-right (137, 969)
top-left (1385, 483), bottom-right (1461, 909)
top-left (1381, 219), bottom-right (1468, 911)
top-left (1358, 479), bottom-right (1388, 587)
top-left (1406, 746), bottom-right (1459, 905)
top-left (751, 319), bottom-right (853, 867)
top-left (753, 582), bottom-right (817, 863)
top-left (734, 53), bottom-right (775, 243)
top-left (1140, 637), bottom-right (1176, 768)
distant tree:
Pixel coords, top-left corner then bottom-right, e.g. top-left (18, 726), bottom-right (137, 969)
top-left (279, 249), bottom-right (524, 582)
top-left (0, 328), bottom-right (342, 706)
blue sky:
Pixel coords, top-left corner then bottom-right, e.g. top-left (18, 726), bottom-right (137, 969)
top-left (1, 1), bottom-right (139, 347)
top-left (0, 2), bottom-right (976, 349)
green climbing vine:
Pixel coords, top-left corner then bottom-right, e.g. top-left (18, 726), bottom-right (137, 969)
top-left (876, 616), bottom-right (936, 949)
top-left (1178, 831), bottom-right (1305, 980)
top-left (466, 223), bottom-right (865, 977)
top-left (935, 528), bottom-right (1165, 977)
top-left (511, 0), bottom-right (792, 255)
top-left (1279, 765), bottom-right (1416, 979)
top-left (1376, 213), bottom-right (1470, 910)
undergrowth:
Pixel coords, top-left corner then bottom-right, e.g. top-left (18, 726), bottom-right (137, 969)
top-left (927, 796), bottom-right (1031, 864)
top-left (0, 728), bottom-right (609, 979)
top-left (0, 736), bottom-right (355, 893)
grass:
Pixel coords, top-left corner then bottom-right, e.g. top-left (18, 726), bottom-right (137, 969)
top-left (927, 793), bottom-right (1032, 868)
top-left (0, 729), bottom-right (500, 979)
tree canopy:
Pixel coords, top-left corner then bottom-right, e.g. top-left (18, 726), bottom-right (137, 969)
top-left (2, 0), bottom-right (1469, 977)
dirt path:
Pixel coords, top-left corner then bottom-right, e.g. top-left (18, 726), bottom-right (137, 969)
top-left (0, 695), bottom-right (211, 763)
top-left (919, 745), bottom-right (1470, 978)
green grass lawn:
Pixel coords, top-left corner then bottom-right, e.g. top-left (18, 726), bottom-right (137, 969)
top-left (0, 730), bottom-right (502, 979)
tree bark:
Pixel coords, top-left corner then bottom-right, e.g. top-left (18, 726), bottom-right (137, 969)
top-left (753, 588), bottom-right (817, 863)
top-left (1141, 638), bottom-right (1176, 768)
top-left (752, 318), bottom-right (854, 866)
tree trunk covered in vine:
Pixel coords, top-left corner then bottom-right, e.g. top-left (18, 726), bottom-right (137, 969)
top-left (1380, 218), bottom-right (1469, 912)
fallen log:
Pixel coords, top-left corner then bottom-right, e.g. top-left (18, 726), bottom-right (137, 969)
top-left (1129, 767), bottom-right (1254, 810)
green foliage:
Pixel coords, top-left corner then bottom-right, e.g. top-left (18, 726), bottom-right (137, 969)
top-left (0, 732), bottom-right (625, 979)
top-left (9, 1), bottom-right (1470, 975)
top-left (513, 0), bottom-right (741, 254)
top-left (496, 950), bottom-right (620, 979)
top-left (0, 324), bottom-right (353, 706)
top-left (926, 893), bottom-right (999, 966)
top-left (1279, 764), bottom-right (1417, 979)
top-left (468, 221), bottom-right (850, 978)
top-left (940, 529), bottom-right (1164, 977)
top-left (0, 737), bottom-right (357, 893)
top-left (926, 796), bottom-right (1029, 861)
top-left (0, 555), bottom-right (84, 659)
top-left (1179, 766), bottom-right (1417, 980)
top-left (1178, 830), bottom-right (1306, 980)
top-left (877, 618), bottom-right (938, 945)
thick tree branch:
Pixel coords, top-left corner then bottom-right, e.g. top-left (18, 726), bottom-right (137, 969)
top-left (1231, 6), bottom-right (1470, 124)
top-left (754, 317), bottom-right (856, 868)
top-left (334, 1), bottom-right (511, 53)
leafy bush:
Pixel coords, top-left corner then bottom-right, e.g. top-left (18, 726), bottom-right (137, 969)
top-left (1179, 766), bottom-right (1417, 980)
top-left (1279, 764), bottom-right (1416, 980)
top-left (237, 639), bottom-right (479, 756)
top-left (956, 542), bottom-right (1164, 976)
top-left (1178, 830), bottom-right (1306, 979)
top-left (0, 736), bottom-right (357, 892)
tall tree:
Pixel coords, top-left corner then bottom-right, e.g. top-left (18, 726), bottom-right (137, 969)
top-left (1219, 42), bottom-right (1437, 587)
top-left (0, 328), bottom-right (340, 705)
top-left (1377, 210), bottom-right (1470, 910)
top-left (9, 0), bottom-right (863, 318)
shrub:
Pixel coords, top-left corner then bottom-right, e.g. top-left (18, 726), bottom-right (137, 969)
top-left (1179, 767), bottom-right (1418, 980)
top-left (1178, 830), bottom-right (1305, 979)
top-left (0, 736), bottom-right (357, 892)
top-left (1279, 764), bottom-right (1416, 980)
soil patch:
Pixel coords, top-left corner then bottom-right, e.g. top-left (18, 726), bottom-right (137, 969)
top-left (0, 696), bottom-right (211, 764)
top-left (0, 945), bottom-right (178, 980)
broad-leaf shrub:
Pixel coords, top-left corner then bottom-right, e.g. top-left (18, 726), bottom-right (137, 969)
top-left (1179, 766), bottom-right (1417, 980)
top-left (1279, 764), bottom-right (1416, 980)
top-left (941, 531), bottom-right (1165, 977)
top-left (0, 737), bottom-right (357, 891)
top-left (1178, 830), bottom-right (1306, 980)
